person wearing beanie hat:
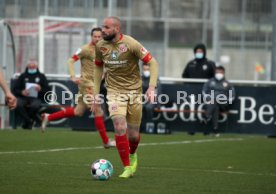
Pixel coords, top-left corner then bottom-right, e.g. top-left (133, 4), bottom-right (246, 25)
top-left (182, 43), bottom-right (216, 79)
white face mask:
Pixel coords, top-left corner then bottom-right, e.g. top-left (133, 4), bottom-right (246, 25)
top-left (215, 73), bottom-right (224, 80)
top-left (143, 71), bottom-right (150, 78)
top-left (195, 52), bottom-right (204, 59)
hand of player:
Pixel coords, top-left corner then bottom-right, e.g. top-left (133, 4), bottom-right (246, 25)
top-left (146, 86), bottom-right (156, 104)
top-left (70, 76), bottom-right (80, 85)
top-left (90, 95), bottom-right (102, 113)
top-left (90, 101), bottom-right (96, 113)
top-left (22, 89), bottom-right (29, 97)
top-left (5, 92), bottom-right (17, 110)
top-left (35, 84), bottom-right (41, 91)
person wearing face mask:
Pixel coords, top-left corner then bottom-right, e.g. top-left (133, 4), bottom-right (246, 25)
top-left (13, 60), bottom-right (50, 129)
top-left (182, 43), bottom-right (216, 79)
top-left (202, 66), bottom-right (235, 136)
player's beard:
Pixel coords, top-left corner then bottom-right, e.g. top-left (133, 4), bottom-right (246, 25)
top-left (103, 33), bottom-right (116, 41)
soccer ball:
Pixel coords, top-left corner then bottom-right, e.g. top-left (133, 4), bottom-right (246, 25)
top-left (91, 159), bottom-right (113, 180)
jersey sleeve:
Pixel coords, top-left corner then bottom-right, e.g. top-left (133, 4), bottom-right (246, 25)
top-left (131, 39), bottom-right (153, 64)
top-left (94, 44), bottom-right (104, 66)
top-left (71, 48), bottom-right (83, 61)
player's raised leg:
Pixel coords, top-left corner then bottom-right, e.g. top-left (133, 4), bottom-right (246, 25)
top-left (41, 107), bottom-right (75, 132)
top-left (41, 100), bottom-right (86, 131)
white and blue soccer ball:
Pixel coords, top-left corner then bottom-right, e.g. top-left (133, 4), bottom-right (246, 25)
top-left (91, 159), bottom-right (113, 180)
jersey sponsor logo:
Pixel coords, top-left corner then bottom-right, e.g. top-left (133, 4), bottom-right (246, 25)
top-left (75, 48), bottom-right (82, 55)
top-left (140, 47), bottom-right (148, 55)
top-left (111, 51), bottom-right (118, 60)
top-left (119, 43), bottom-right (127, 53)
top-left (103, 60), bottom-right (128, 65)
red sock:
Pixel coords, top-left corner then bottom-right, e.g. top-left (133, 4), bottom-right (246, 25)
top-left (48, 107), bottom-right (75, 121)
top-left (94, 116), bottom-right (109, 144)
top-left (115, 134), bottom-right (130, 166)
top-left (129, 134), bottom-right (140, 154)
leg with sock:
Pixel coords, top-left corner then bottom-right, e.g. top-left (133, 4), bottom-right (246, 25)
top-left (128, 124), bottom-right (141, 174)
top-left (112, 115), bottom-right (133, 178)
top-left (94, 104), bottom-right (115, 148)
top-left (48, 107), bottom-right (75, 121)
top-left (94, 116), bottom-right (109, 145)
top-left (41, 107), bottom-right (75, 131)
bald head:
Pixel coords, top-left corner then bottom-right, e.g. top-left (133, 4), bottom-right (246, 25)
top-left (102, 16), bottom-right (121, 42)
top-left (106, 16), bottom-right (121, 29)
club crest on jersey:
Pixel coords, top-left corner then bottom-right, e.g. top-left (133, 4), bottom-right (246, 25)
top-left (119, 43), bottom-right (127, 53)
top-left (100, 47), bottom-right (108, 54)
top-left (111, 51), bottom-right (118, 60)
top-left (223, 82), bottom-right (228, 87)
top-left (35, 77), bottom-right (40, 83)
top-left (140, 47), bottom-right (148, 55)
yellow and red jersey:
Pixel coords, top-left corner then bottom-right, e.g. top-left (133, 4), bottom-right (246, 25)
top-left (94, 34), bottom-right (152, 92)
top-left (71, 43), bottom-right (96, 87)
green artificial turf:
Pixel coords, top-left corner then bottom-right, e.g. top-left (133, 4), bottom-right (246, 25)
top-left (0, 129), bottom-right (275, 194)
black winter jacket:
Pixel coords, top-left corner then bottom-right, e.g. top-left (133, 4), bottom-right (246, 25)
top-left (13, 68), bottom-right (50, 100)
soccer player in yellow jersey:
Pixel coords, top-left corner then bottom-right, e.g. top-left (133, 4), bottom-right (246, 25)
top-left (41, 27), bottom-right (115, 148)
top-left (91, 17), bottom-right (159, 178)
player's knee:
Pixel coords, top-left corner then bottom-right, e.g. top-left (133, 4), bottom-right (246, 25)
top-left (112, 116), bottom-right (127, 135)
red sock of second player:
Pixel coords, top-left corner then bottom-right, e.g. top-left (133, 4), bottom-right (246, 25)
top-left (94, 116), bottom-right (109, 144)
top-left (48, 107), bottom-right (75, 121)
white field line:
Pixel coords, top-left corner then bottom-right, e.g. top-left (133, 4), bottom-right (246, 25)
top-left (0, 138), bottom-right (243, 155)
top-left (140, 166), bottom-right (276, 177)
top-left (21, 161), bottom-right (276, 178)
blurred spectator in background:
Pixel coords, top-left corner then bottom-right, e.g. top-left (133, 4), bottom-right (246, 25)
top-left (141, 64), bottom-right (162, 133)
top-left (182, 43), bottom-right (216, 79)
top-left (202, 66), bottom-right (235, 136)
top-left (13, 60), bottom-right (50, 129)
top-left (0, 70), bottom-right (17, 109)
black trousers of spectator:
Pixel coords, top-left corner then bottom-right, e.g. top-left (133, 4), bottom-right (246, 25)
top-left (140, 103), bottom-right (155, 132)
top-left (16, 97), bottom-right (41, 125)
top-left (205, 103), bottom-right (229, 133)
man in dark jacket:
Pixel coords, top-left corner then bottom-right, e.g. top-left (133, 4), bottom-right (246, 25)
top-left (202, 66), bottom-right (235, 136)
top-left (182, 43), bottom-right (216, 79)
top-left (13, 60), bottom-right (50, 129)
